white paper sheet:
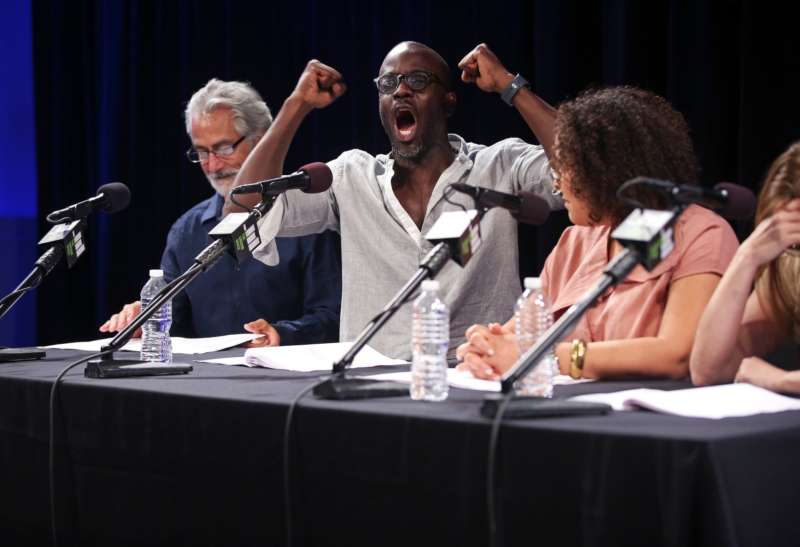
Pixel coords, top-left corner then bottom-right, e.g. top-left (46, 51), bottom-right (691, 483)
top-left (200, 356), bottom-right (248, 366)
top-left (201, 342), bottom-right (407, 372)
top-left (569, 383), bottom-right (800, 419)
top-left (43, 333), bottom-right (260, 354)
top-left (364, 369), bottom-right (591, 392)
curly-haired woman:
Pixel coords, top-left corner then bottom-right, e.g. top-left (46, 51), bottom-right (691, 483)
top-left (691, 142), bottom-right (800, 393)
top-left (457, 86), bottom-right (739, 381)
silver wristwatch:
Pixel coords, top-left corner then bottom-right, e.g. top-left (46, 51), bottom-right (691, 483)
top-left (500, 74), bottom-right (530, 107)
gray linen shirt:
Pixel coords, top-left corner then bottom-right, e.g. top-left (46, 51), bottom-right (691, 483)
top-left (255, 134), bottom-right (560, 359)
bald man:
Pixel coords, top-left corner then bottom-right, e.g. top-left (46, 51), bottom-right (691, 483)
top-left (233, 42), bottom-right (561, 359)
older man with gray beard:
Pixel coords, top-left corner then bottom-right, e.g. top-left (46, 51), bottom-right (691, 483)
top-left (100, 79), bottom-right (341, 346)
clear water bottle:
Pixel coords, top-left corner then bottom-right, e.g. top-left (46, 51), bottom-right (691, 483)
top-left (410, 280), bottom-right (449, 401)
top-left (514, 277), bottom-right (556, 397)
top-left (140, 269), bottom-right (173, 363)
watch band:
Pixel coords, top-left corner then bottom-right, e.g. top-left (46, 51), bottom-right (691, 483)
top-left (569, 339), bottom-right (587, 379)
top-left (500, 73), bottom-right (530, 106)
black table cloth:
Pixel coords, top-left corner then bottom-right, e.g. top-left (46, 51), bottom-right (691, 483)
top-left (1, 349), bottom-right (798, 547)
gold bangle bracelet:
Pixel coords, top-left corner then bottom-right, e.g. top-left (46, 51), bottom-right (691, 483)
top-left (570, 339), bottom-right (587, 379)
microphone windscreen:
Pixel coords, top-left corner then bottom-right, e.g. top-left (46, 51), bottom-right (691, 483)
top-left (299, 162), bottom-right (333, 194)
top-left (715, 182), bottom-right (756, 220)
top-left (514, 192), bottom-right (551, 225)
top-left (97, 182), bottom-right (131, 214)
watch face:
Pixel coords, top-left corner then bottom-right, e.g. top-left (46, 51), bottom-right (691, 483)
top-left (502, 75), bottom-right (528, 105)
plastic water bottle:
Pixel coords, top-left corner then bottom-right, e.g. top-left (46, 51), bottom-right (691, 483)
top-left (139, 269), bottom-right (172, 363)
top-left (514, 277), bottom-right (556, 397)
top-left (410, 280), bottom-right (449, 401)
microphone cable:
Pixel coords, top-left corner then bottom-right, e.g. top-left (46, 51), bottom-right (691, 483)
top-left (48, 260), bottom-right (202, 546)
top-left (441, 183), bottom-right (470, 214)
top-left (229, 190), bottom-right (255, 213)
top-left (0, 247), bottom-right (62, 321)
top-left (616, 178), bottom-right (650, 210)
top-left (45, 211), bottom-right (72, 224)
top-left (282, 376), bottom-right (328, 547)
top-left (48, 350), bottom-right (108, 547)
top-left (0, 286), bottom-right (36, 318)
top-left (485, 388), bottom-right (516, 547)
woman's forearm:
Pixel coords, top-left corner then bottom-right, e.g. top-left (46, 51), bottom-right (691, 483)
top-left (690, 252), bottom-right (759, 385)
top-left (557, 337), bottom-right (692, 380)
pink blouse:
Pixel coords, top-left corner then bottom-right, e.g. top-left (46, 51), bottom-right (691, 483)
top-left (540, 205), bottom-right (739, 342)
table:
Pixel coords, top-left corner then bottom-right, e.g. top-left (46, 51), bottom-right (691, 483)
top-left (1, 349), bottom-right (798, 547)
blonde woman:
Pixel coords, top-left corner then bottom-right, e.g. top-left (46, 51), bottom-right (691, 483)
top-left (691, 142), bottom-right (800, 393)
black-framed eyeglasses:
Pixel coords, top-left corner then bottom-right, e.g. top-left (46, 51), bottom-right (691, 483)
top-left (185, 135), bottom-right (247, 163)
top-left (373, 70), bottom-right (443, 95)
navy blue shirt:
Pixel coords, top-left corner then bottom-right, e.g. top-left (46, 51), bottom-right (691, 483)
top-left (160, 194), bottom-right (341, 345)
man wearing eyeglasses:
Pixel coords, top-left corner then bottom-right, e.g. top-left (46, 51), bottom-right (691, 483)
top-left (232, 42), bottom-right (561, 359)
top-left (100, 79), bottom-right (342, 347)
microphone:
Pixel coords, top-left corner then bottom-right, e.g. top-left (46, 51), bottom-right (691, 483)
top-left (46, 182), bottom-right (131, 224)
top-left (450, 183), bottom-right (550, 225)
top-left (230, 162), bottom-right (333, 196)
top-left (212, 164), bottom-right (333, 264)
top-left (0, 184), bottom-right (128, 328)
top-left (425, 186), bottom-right (551, 266)
top-left (629, 177), bottom-right (756, 220)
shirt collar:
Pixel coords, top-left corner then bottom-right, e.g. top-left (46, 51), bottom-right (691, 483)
top-left (447, 133), bottom-right (471, 165)
top-left (201, 193), bottom-right (225, 225)
top-left (376, 134), bottom-right (474, 248)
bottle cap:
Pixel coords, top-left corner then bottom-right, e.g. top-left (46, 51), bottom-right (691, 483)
top-left (523, 277), bottom-right (542, 290)
top-left (421, 280), bottom-right (440, 292)
top-left (149, 269), bottom-right (164, 278)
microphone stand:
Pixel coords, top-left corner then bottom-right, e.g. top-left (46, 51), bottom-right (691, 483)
top-left (0, 246), bottom-right (63, 322)
top-left (84, 197), bottom-right (273, 378)
top-left (313, 242), bottom-right (453, 399)
top-left (313, 242), bottom-right (452, 399)
top-left (314, 200), bottom-right (498, 400)
top-left (1, 220), bottom-right (87, 362)
top-left (479, 249), bottom-right (640, 415)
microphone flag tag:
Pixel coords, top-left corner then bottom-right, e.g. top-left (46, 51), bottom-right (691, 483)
top-left (38, 220), bottom-right (86, 268)
top-left (209, 212), bottom-right (262, 264)
top-left (611, 208), bottom-right (676, 271)
top-left (425, 210), bottom-right (482, 267)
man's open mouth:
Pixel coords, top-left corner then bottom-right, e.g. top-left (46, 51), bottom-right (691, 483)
top-left (394, 108), bottom-right (417, 142)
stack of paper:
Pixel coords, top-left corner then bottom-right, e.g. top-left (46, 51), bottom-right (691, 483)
top-left (569, 383), bottom-right (800, 419)
top-left (202, 342), bottom-right (407, 372)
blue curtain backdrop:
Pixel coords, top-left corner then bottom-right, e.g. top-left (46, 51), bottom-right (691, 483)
top-left (0, 0), bottom-right (37, 347)
top-left (28, 0), bottom-right (800, 344)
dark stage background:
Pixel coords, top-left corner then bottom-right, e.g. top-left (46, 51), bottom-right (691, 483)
top-left (27, 0), bottom-right (800, 345)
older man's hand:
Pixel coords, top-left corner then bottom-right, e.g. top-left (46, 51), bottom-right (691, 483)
top-left (243, 319), bottom-right (281, 348)
top-left (99, 300), bottom-right (143, 338)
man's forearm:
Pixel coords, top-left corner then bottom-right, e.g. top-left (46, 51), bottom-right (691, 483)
top-left (229, 95), bottom-right (313, 211)
top-left (512, 88), bottom-right (557, 158)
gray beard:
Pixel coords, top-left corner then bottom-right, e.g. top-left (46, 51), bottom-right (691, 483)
top-left (206, 169), bottom-right (239, 197)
